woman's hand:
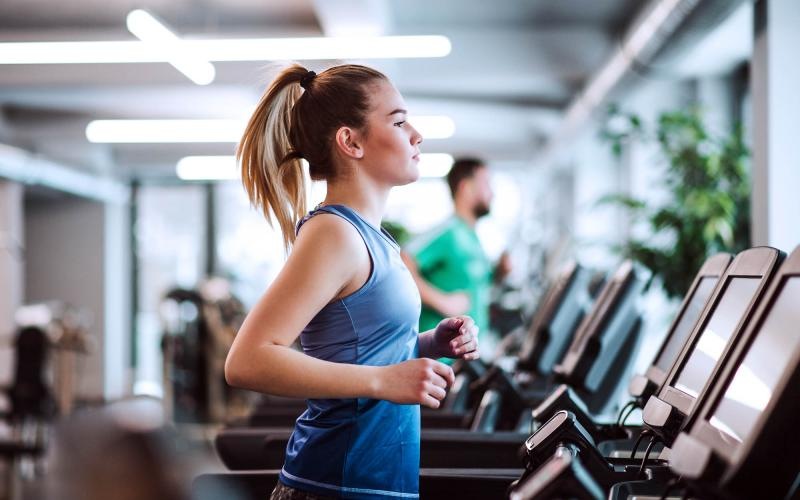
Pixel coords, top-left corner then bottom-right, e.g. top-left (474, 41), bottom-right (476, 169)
top-left (419, 316), bottom-right (480, 360)
top-left (375, 359), bottom-right (455, 408)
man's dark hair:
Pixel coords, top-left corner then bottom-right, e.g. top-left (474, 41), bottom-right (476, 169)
top-left (446, 157), bottom-right (486, 199)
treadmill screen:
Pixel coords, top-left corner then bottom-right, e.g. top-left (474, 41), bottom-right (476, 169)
top-left (654, 277), bottom-right (718, 372)
top-left (709, 278), bottom-right (800, 444)
top-left (673, 278), bottom-right (760, 398)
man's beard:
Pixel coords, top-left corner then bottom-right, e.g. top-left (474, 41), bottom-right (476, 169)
top-left (473, 202), bottom-right (490, 219)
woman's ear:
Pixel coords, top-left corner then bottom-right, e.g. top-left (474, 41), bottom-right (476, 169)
top-left (334, 127), bottom-right (364, 159)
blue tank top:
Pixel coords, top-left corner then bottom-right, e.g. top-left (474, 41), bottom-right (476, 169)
top-left (279, 204), bottom-right (422, 499)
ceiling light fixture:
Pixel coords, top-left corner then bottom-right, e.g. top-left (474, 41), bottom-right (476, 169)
top-left (87, 116), bottom-right (455, 143)
top-left (0, 36), bottom-right (451, 65)
top-left (176, 153), bottom-right (453, 181)
top-left (176, 156), bottom-right (239, 181)
top-left (418, 153), bottom-right (454, 178)
top-left (86, 119), bottom-right (242, 143)
top-left (126, 9), bottom-right (215, 85)
top-left (410, 116), bottom-right (456, 140)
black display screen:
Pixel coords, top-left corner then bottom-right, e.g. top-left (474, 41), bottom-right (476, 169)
top-left (654, 277), bottom-right (719, 372)
top-left (674, 278), bottom-right (760, 398)
top-left (709, 278), bottom-right (800, 444)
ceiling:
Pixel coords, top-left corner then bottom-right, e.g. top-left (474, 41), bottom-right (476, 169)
top-left (0, 0), bottom-right (743, 181)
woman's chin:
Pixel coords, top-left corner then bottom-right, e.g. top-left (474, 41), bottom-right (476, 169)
top-left (392, 168), bottom-right (420, 186)
top-left (404, 171), bottom-right (421, 185)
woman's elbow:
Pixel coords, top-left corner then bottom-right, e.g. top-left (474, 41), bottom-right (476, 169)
top-left (224, 351), bottom-right (246, 388)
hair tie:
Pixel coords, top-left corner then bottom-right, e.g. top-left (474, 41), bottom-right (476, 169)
top-left (300, 70), bottom-right (316, 90)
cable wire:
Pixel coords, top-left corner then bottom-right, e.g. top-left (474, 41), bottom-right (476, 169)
top-left (659, 477), bottom-right (683, 500)
top-left (615, 400), bottom-right (635, 427)
top-left (629, 428), bottom-right (653, 459)
top-left (637, 435), bottom-right (658, 478)
top-left (619, 402), bottom-right (638, 428)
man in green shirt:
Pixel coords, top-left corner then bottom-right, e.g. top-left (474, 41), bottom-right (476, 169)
top-left (402, 158), bottom-right (509, 362)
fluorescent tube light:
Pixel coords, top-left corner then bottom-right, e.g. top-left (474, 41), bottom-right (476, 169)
top-left (0, 36), bottom-right (451, 65)
top-left (86, 119), bottom-right (243, 143)
top-left (192, 36), bottom-right (452, 61)
top-left (176, 153), bottom-right (453, 181)
top-left (418, 153), bottom-right (454, 178)
top-left (87, 116), bottom-right (454, 143)
top-left (411, 116), bottom-right (456, 140)
top-left (126, 9), bottom-right (215, 85)
top-left (176, 156), bottom-right (238, 181)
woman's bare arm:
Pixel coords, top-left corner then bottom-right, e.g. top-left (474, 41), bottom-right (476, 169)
top-left (225, 214), bottom-right (454, 407)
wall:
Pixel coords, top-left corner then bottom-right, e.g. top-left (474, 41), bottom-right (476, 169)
top-left (25, 195), bottom-right (106, 400)
top-left (0, 181), bottom-right (23, 387)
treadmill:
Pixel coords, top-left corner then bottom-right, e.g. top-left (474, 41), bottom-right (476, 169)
top-left (640, 246), bottom-right (785, 446)
top-left (419, 258), bottom-right (588, 429)
top-left (446, 261), bottom-right (591, 432)
top-left (531, 253), bottom-right (732, 444)
top-left (467, 260), bottom-right (642, 433)
top-left (215, 261), bottom-right (641, 471)
top-left (515, 246), bottom-right (784, 491)
top-left (515, 260), bottom-right (591, 377)
top-left (664, 244), bottom-right (800, 500)
top-left (518, 245), bottom-right (800, 500)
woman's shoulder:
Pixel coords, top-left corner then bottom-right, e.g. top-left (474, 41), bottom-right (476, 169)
top-left (293, 210), bottom-right (366, 258)
top-left (288, 211), bottom-right (370, 295)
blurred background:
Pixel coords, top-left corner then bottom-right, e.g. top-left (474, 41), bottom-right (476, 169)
top-left (0, 0), bottom-right (798, 498)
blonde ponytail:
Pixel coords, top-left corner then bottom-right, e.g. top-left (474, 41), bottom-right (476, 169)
top-left (238, 64), bottom-right (308, 251)
top-left (238, 63), bottom-right (388, 251)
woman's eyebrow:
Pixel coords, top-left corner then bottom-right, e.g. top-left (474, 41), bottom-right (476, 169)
top-left (387, 108), bottom-right (408, 116)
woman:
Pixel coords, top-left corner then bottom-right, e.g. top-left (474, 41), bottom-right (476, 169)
top-left (224, 63), bottom-right (480, 500)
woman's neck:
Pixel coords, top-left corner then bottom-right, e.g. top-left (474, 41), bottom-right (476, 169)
top-left (322, 177), bottom-right (390, 227)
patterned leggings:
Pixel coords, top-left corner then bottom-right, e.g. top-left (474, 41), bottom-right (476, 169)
top-left (270, 481), bottom-right (336, 500)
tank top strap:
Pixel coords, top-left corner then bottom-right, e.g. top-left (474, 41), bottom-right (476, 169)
top-left (296, 204), bottom-right (399, 252)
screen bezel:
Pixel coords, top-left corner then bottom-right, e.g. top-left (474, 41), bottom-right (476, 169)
top-left (690, 272), bottom-right (800, 465)
top-left (666, 277), bottom-right (761, 403)
top-left (656, 247), bottom-right (782, 417)
top-left (518, 261), bottom-right (579, 366)
top-left (646, 257), bottom-right (729, 388)
top-left (565, 260), bottom-right (633, 356)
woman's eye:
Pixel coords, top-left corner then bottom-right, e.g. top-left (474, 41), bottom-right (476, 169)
top-left (394, 120), bottom-right (406, 127)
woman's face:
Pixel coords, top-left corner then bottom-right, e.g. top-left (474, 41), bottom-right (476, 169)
top-left (356, 80), bottom-right (423, 187)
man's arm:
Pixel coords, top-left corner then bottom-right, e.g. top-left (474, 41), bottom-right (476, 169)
top-left (492, 251), bottom-right (512, 283)
top-left (401, 250), bottom-right (470, 318)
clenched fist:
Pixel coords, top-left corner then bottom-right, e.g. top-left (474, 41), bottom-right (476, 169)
top-left (375, 358), bottom-right (455, 408)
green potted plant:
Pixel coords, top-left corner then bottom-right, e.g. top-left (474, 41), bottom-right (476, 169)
top-left (599, 105), bottom-right (751, 298)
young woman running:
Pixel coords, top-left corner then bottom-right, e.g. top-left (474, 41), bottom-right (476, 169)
top-left (224, 64), bottom-right (480, 500)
